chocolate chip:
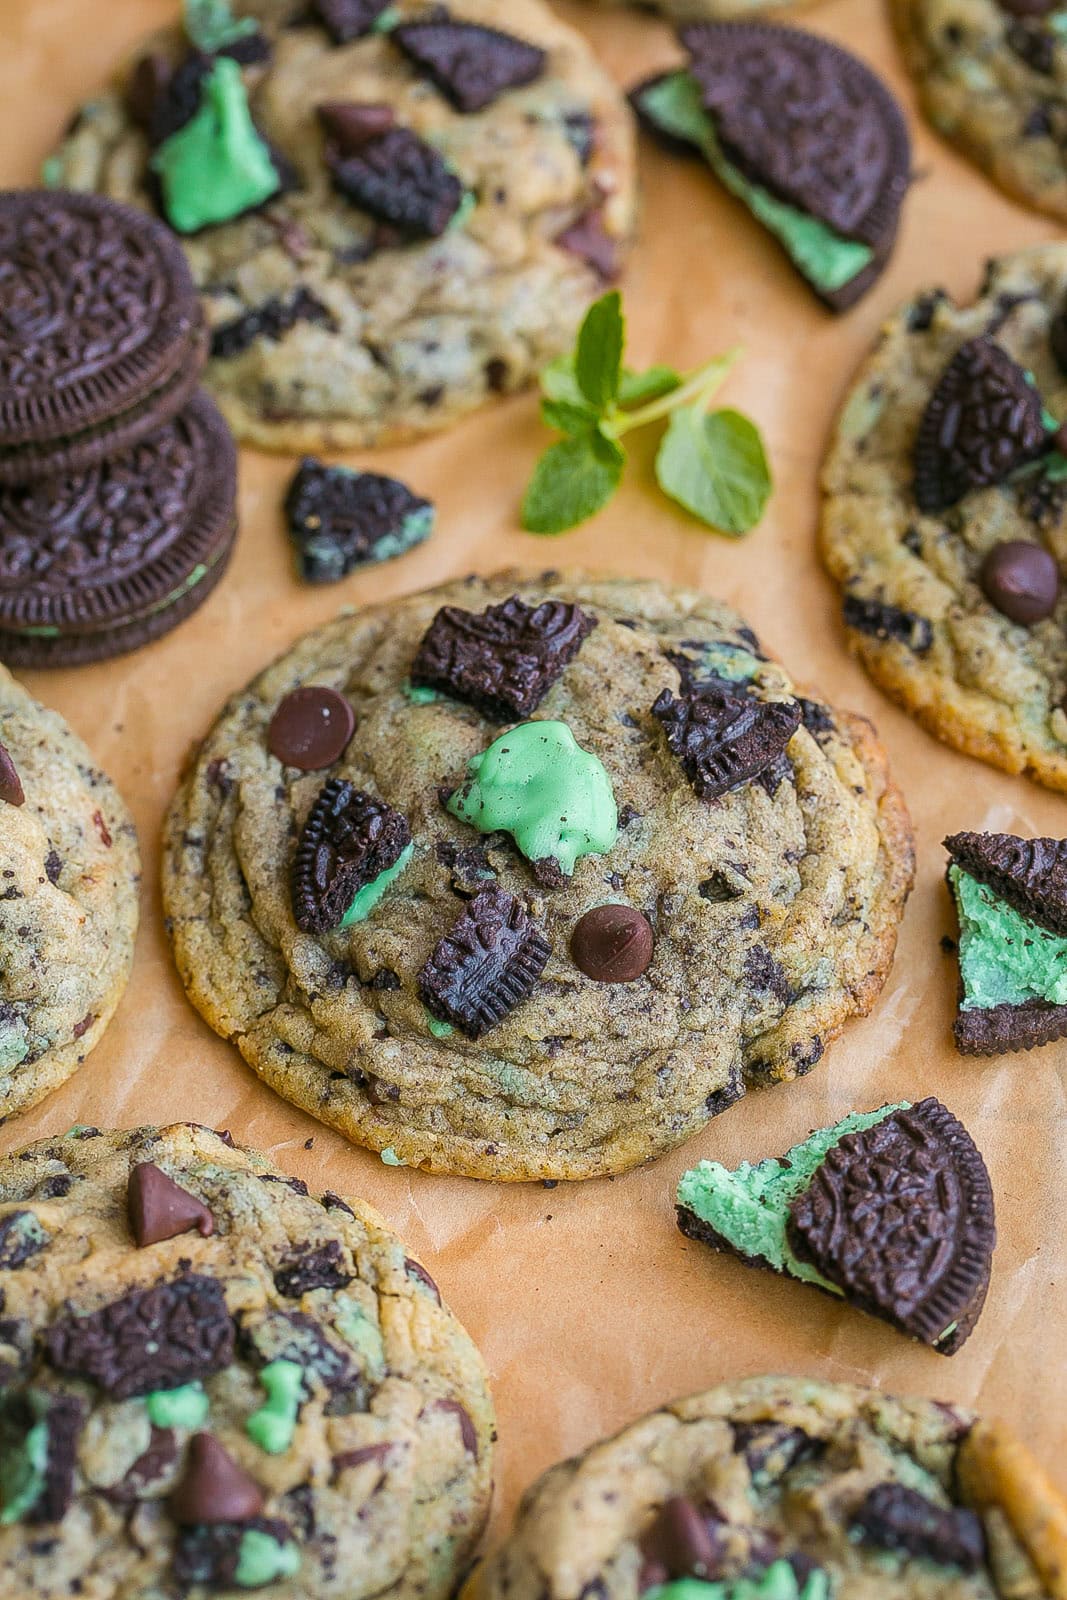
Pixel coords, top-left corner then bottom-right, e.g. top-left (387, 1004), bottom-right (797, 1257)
top-left (273, 1239), bottom-right (353, 1299)
top-left (210, 288), bottom-right (336, 361)
top-left (842, 595), bottom-right (934, 653)
top-left (284, 458), bottom-right (433, 584)
top-left (946, 829), bottom-right (1067, 934)
top-left (0, 741), bottom-right (24, 807)
top-left (555, 209), bottom-right (619, 281)
top-left (171, 1434), bottom-right (265, 1526)
top-left (855, 1483), bottom-right (985, 1570)
top-left (268, 687), bottom-right (356, 771)
top-left (127, 1163), bottom-right (215, 1248)
top-left (641, 1497), bottom-right (724, 1581)
top-left (418, 888), bottom-right (550, 1039)
top-left (312, 0), bottom-right (393, 44)
top-left (979, 539), bottom-right (1060, 623)
top-left (390, 17), bottom-right (545, 113)
top-left (652, 683), bottom-right (801, 802)
top-left (291, 779), bottom-right (411, 934)
top-left (328, 127), bottom-right (465, 239)
top-left (317, 100), bottom-right (395, 154)
top-left (570, 905), bottom-right (653, 983)
top-left (411, 595), bottom-right (597, 720)
top-left (43, 850), bottom-right (62, 884)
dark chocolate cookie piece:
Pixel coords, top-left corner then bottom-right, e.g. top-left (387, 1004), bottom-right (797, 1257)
top-left (313, 0), bottom-right (394, 44)
top-left (842, 594), bottom-right (933, 654)
top-left (285, 458), bottom-right (434, 583)
top-left (328, 127), bottom-right (465, 238)
top-left (787, 1098), bottom-right (995, 1352)
top-left (273, 1239), bottom-right (353, 1299)
top-left (854, 1482), bottom-right (985, 1570)
top-left (291, 780), bottom-right (412, 934)
top-left (411, 596), bottom-right (596, 719)
top-left (173, 1516), bottom-right (295, 1587)
top-left (418, 888), bottom-right (551, 1039)
top-left (0, 1211), bottom-right (49, 1270)
top-left (945, 830), bottom-right (1067, 934)
top-left (953, 995), bottom-right (1067, 1055)
top-left (211, 289), bottom-right (336, 361)
top-left (0, 1390), bottom-right (85, 1524)
top-left (391, 16), bottom-right (546, 114)
top-left (0, 191), bottom-right (207, 485)
top-left (651, 681), bottom-right (801, 802)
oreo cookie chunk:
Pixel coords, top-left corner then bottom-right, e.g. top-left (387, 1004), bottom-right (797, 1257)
top-left (677, 1098), bottom-right (995, 1351)
top-left (0, 191), bottom-right (207, 485)
top-left (631, 24), bottom-right (910, 310)
top-left (285, 458), bottom-right (434, 583)
top-left (946, 830), bottom-right (1067, 1054)
top-left (390, 16), bottom-right (547, 114)
top-left (0, 1124), bottom-right (494, 1598)
top-left (411, 595), bottom-right (597, 719)
top-left (0, 390), bottom-right (237, 667)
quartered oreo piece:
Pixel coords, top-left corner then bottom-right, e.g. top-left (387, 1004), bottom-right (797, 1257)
top-left (651, 681), bottom-right (801, 801)
top-left (391, 15), bottom-right (546, 114)
top-left (418, 887), bottom-right (551, 1039)
top-left (285, 458), bottom-right (434, 584)
top-left (411, 595), bottom-right (597, 720)
top-left (0, 1390), bottom-right (85, 1524)
top-left (211, 290), bottom-right (336, 362)
top-left (327, 127), bottom-right (465, 238)
top-left (947, 829), bottom-right (1067, 933)
top-left (913, 337), bottom-right (1049, 511)
top-left (842, 594), bottom-right (934, 654)
top-left (291, 779), bottom-right (412, 934)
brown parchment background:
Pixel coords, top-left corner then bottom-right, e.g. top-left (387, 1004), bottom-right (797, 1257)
top-left (1, 0), bottom-right (1065, 1539)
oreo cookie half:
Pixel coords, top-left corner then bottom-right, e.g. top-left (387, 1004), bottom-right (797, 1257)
top-left (0, 391), bottom-right (238, 667)
top-left (0, 191), bottom-right (208, 484)
top-left (632, 24), bottom-right (911, 311)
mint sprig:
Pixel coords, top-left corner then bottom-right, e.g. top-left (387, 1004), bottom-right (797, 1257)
top-left (521, 291), bottom-right (771, 536)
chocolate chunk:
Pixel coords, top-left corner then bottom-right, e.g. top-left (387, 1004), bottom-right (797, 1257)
top-left (954, 997), bottom-right (1067, 1055)
top-left (273, 1239), bottom-right (353, 1299)
top-left (787, 1098), bottom-right (996, 1351)
top-left (0, 741), bottom-right (24, 807)
top-left (313, 0), bottom-right (393, 44)
top-left (391, 17), bottom-right (545, 113)
top-left (317, 100), bottom-right (395, 154)
top-left (945, 830), bottom-right (1067, 934)
top-left (0, 1391), bottom-right (84, 1523)
top-left (641, 1497), bottom-right (725, 1581)
top-left (1005, 18), bottom-right (1056, 72)
top-left (174, 1516), bottom-right (294, 1588)
top-left (292, 779), bottom-right (411, 934)
top-left (328, 127), bottom-right (465, 239)
top-left (0, 1210), bottom-right (48, 1269)
top-left (284, 458), bottom-right (433, 584)
top-left (104, 1426), bottom-right (179, 1502)
top-left (555, 209), bottom-right (619, 281)
top-left (842, 595), bottom-right (933, 654)
top-left (333, 1441), bottom-right (392, 1476)
top-left (405, 1257), bottom-right (441, 1302)
top-left (268, 687), bottom-right (355, 771)
top-left (432, 1397), bottom-right (479, 1457)
top-left (127, 1163), bottom-right (215, 1248)
top-left (743, 945), bottom-right (792, 1004)
top-left (979, 539), bottom-right (1060, 623)
top-left (731, 1421), bottom-right (817, 1479)
top-left (411, 596), bottom-right (597, 719)
top-left (144, 50), bottom-right (210, 145)
top-left (913, 337), bottom-right (1049, 511)
top-left (418, 888), bottom-right (550, 1039)
top-left (210, 289), bottom-right (336, 361)
top-left (652, 683), bottom-right (801, 802)
top-left (855, 1483), bottom-right (985, 1570)
top-left (171, 1433), bottom-right (265, 1525)
top-left (125, 52), bottom-right (173, 133)
top-left (570, 905), bottom-right (653, 983)
top-left (43, 1275), bottom-right (235, 1398)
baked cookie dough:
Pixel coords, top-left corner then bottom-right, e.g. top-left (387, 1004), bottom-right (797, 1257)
top-left (46, 0), bottom-right (637, 452)
top-left (893, 0), bottom-right (1067, 221)
top-left (475, 1375), bottom-right (1067, 1600)
top-left (0, 1122), bottom-right (494, 1600)
top-left (162, 571), bottom-right (913, 1183)
top-left (821, 245), bottom-right (1067, 791)
top-left (0, 668), bottom-right (138, 1120)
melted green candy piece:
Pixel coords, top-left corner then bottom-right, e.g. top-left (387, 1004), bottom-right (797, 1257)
top-left (447, 720), bottom-right (617, 875)
top-left (151, 57), bottom-right (280, 234)
top-left (246, 1359), bottom-right (303, 1454)
top-left (235, 1528), bottom-right (302, 1588)
top-left (636, 72), bottom-right (872, 296)
top-left (648, 1565), bottom-right (830, 1600)
top-left (146, 1382), bottom-right (210, 1430)
top-left (340, 842), bottom-right (414, 928)
top-left (950, 865), bottom-right (1067, 1009)
top-left (0, 1402), bottom-right (47, 1526)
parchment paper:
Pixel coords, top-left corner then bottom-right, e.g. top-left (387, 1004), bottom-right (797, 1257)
top-left (1, 0), bottom-right (1064, 1532)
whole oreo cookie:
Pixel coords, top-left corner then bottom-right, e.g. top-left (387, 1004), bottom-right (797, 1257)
top-left (0, 391), bottom-right (237, 667)
top-left (0, 190), bottom-right (207, 485)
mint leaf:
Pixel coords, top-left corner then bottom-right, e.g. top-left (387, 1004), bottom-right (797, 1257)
top-left (618, 365), bottom-right (682, 408)
top-left (541, 397), bottom-right (599, 436)
top-left (521, 430), bottom-right (624, 535)
top-left (540, 355), bottom-right (586, 407)
top-left (574, 291), bottom-right (624, 411)
top-left (656, 406), bottom-right (771, 535)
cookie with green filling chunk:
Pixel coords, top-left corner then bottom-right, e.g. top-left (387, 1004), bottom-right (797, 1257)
top-left (162, 571), bottom-right (913, 1181)
top-left (631, 24), bottom-right (910, 311)
top-left (45, 0), bottom-right (636, 453)
top-left (0, 1123), bottom-right (493, 1599)
top-left (677, 1097), bottom-right (995, 1352)
top-left (0, 667), bottom-right (138, 1123)
top-left (474, 1375), bottom-right (1067, 1600)
top-left (946, 829), bottom-right (1067, 1053)
top-left (821, 245), bottom-right (1067, 792)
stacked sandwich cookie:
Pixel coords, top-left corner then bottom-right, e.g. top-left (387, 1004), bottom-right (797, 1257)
top-left (0, 189), bottom-right (238, 666)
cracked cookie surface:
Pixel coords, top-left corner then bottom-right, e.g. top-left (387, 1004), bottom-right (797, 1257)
top-left (0, 1122), bottom-right (494, 1600)
top-left (0, 667), bottom-right (138, 1121)
top-left (162, 572), bottom-right (913, 1182)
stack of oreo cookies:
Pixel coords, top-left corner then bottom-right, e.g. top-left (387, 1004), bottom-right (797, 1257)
top-left (0, 189), bottom-right (238, 666)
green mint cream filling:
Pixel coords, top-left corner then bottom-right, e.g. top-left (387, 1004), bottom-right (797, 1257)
top-left (340, 842), bottom-right (414, 928)
top-left (950, 865), bottom-right (1067, 1010)
top-left (234, 1528), bottom-right (301, 1588)
top-left (637, 72), bottom-right (873, 295)
top-left (151, 57), bottom-right (280, 234)
top-left (646, 1565), bottom-right (829, 1600)
top-left (676, 1104), bottom-right (909, 1291)
top-left (0, 1397), bottom-right (48, 1526)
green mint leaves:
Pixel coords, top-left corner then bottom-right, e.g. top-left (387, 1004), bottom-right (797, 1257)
top-left (521, 291), bottom-right (771, 537)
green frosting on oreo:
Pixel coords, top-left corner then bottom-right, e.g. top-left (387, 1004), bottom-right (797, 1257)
top-left (676, 1104), bottom-right (909, 1289)
top-left (402, 681), bottom-right (440, 705)
top-left (426, 1014), bottom-right (454, 1038)
top-left (647, 1565), bottom-right (830, 1600)
top-left (0, 1012), bottom-right (29, 1074)
top-left (333, 1299), bottom-right (386, 1378)
top-left (447, 720), bottom-right (617, 876)
top-left (184, 0), bottom-right (258, 52)
top-left (950, 865), bottom-right (1067, 1010)
top-left (235, 1527), bottom-right (302, 1587)
top-left (0, 1401), bottom-right (48, 1526)
top-left (246, 1359), bottom-right (303, 1455)
top-left (637, 72), bottom-right (873, 295)
top-left (146, 1382), bottom-right (210, 1429)
top-left (339, 842), bottom-right (414, 928)
top-left (151, 57), bottom-right (280, 234)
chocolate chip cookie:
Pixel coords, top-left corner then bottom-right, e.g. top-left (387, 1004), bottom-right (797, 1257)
top-left (474, 1375), bottom-right (1067, 1600)
top-left (0, 1122), bottom-right (494, 1599)
top-left (893, 0), bottom-right (1067, 220)
top-left (821, 245), bottom-right (1067, 791)
top-left (46, 0), bottom-right (636, 452)
top-left (0, 668), bottom-right (138, 1121)
top-left (162, 571), bottom-right (913, 1183)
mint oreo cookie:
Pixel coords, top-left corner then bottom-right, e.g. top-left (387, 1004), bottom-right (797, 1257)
top-left (677, 1098), bottom-right (995, 1352)
top-left (631, 24), bottom-right (910, 310)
